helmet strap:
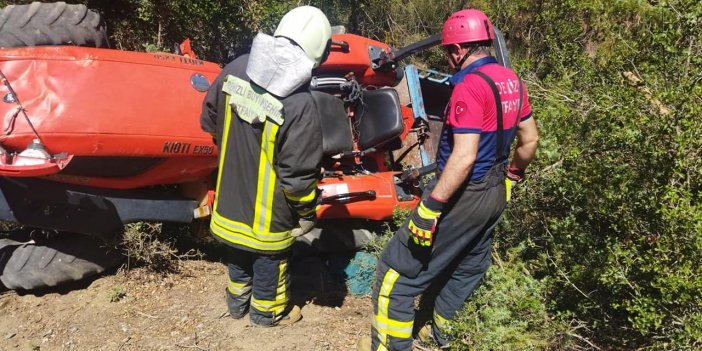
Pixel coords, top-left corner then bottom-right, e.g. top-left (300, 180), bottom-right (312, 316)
top-left (454, 52), bottom-right (470, 70)
top-left (452, 45), bottom-right (479, 71)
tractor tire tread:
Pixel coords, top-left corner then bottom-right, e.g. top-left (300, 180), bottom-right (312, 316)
top-left (0, 237), bottom-right (123, 290)
top-left (0, 2), bottom-right (107, 48)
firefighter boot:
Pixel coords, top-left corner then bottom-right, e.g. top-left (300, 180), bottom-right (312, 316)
top-left (356, 336), bottom-right (371, 351)
top-left (277, 305), bottom-right (303, 326)
top-left (417, 324), bottom-right (434, 343)
top-left (250, 305), bottom-right (302, 327)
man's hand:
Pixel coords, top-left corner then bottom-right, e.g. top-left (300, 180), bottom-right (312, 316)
top-left (505, 167), bottom-right (525, 202)
top-left (407, 196), bottom-right (446, 247)
top-left (291, 215), bottom-right (316, 237)
top-left (507, 166), bottom-right (525, 182)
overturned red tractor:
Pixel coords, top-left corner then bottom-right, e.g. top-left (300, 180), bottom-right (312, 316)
top-left (0, 2), bottom-right (512, 290)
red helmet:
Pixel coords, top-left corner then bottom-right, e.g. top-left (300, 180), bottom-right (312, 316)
top-left (441, 9), bottom-right (495, 46)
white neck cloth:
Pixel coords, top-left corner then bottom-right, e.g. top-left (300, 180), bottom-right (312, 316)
top-left (246, 33), bottom-right (314, 98)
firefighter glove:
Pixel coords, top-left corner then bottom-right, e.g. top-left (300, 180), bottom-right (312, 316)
top-left (291, 215), bottom-right (317, 237)
top-left (408, 196), bottom-right (445, 247)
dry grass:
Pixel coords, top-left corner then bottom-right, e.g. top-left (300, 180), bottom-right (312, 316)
top-left (121, 222), bottom-right (203, 273)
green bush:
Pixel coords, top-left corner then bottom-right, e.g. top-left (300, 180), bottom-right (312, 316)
top-left (447, 248), bottom-right (576, 350)
top-left (498, 0), bottom-right (702, 348)
top-left (366, 206), bottom-right (412, 256)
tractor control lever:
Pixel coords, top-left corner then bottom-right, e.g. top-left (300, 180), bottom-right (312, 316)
top-left (400, 163), bottom-right (437, 182)
top-left (331, 40), bottom-right (350, 52)
top-left (330, 148), bottom-right (377, 160)
top-left (321, 190), bottom-right (376, 204)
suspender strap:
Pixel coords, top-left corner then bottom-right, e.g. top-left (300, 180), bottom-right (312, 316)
top-left (471, 71), bottom-right (523, 164)
top-left (471, 71), bottom-right (504, 162)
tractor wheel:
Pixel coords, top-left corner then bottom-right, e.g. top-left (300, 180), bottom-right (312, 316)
top-left (0, 230), bottom-right (123, 290)
top-left (0, 2), bottom-right (108, 48)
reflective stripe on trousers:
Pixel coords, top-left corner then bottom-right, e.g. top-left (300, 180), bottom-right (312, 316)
top-left (373, 268), bottom-right (414, 348)
top-left (251, 259), bottom-right (288, 319)
top-left (432, 309), bottom-right (451, 335)
top-left (228, 279), bottom-right (252, 295)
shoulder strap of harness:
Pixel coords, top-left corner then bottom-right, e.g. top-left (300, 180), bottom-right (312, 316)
top-left (470, 71), bottom-right (523, 164)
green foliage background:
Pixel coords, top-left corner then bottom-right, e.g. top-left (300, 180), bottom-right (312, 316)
top-left (1, 0), bottom-right (700, 348)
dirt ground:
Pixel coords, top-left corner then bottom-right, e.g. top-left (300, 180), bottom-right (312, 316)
top-left (0, 259), bottom-right (374, 351)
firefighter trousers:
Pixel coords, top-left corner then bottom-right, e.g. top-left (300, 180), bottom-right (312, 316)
top-left (225, 247), bottom-right (290, 326)
top-left (371, 165), bottom-right (507, 350)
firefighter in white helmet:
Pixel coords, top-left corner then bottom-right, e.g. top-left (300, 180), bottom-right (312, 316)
top-left (200, 6), bottom-right (331, 327)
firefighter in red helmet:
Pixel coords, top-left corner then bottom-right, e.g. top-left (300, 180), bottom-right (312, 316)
top-left (358, 8), bottom-right (539, 350)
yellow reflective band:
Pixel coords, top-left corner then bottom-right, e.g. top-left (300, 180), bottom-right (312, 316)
top-left (210, 220), bottom-right (294, 252)
top-left (228, 280), bottom-right (252, 296)
top-left (263, 123), bottom-right (278, 232)
top-left (273, 260), bottom-right (289, 318)
top-left (376, 345), bottom-right (388, 351)
top-left (212, 211), bottom-right (289, 240)
top-left (211, 219), bottom-right (292, 247)
top-left (283, 183), bottom-right (318, 203)
top-left (298, 204), bottom-right (321, 217)
top-left (213, 95), bottom-right (234, 213)
top-left (253, 121), bottom-right (279, 235)
top-left (251, 297), bottom-right (287, 313)
top-left (253, 125), bottom-right (269, 233)
top-left (378, 269), bottom-right (399, 319)
top-left (372, 315), bottom-right (413, 339)
top-left (433, 310), bottom-right (451, 332)
top-left (375, 268), bottom-right (401, 349)
top-left (417, 202), bottom-right (440, 218)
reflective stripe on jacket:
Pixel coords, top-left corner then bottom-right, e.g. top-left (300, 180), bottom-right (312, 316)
top-left (200, 55), bottom-right (322, 254)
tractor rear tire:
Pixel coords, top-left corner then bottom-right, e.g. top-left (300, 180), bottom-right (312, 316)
top-left (0, 232), bottom-right (123, 290)
top-left (0, 2), bottom-right (108, 48)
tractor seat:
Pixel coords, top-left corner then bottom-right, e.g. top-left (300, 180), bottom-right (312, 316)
top-left (311, 91), bottom-right (354, 156)
top-left (355, 89), bottom-right (404, 151)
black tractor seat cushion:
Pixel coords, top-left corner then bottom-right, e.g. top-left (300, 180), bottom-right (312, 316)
top-left (356, 89), bottom-right (404, 151)
top-left (311, 91), bottom-right (354, 156)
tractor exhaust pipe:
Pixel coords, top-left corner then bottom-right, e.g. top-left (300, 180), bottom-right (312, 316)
top-left (391, 26), bottom-right (512, 68)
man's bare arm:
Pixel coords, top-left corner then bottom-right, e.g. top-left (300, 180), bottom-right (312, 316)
top-left (431, 133), bottom-right (480, 201)
top-left (510, 118), bottom-right (539, 171)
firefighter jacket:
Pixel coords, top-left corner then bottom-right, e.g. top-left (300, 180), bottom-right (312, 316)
top-left (200, 54), bottom-right (322, 254)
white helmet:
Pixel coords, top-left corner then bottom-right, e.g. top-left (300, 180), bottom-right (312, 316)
top-left (274, 6), bottom-right (332, 68)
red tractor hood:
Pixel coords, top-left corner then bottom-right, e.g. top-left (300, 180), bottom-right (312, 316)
top-left (0, 46), bottom-right (221, 185)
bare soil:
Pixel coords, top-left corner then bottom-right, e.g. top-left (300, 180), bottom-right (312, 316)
top-left (0, 259), bottom-right (373, 351)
